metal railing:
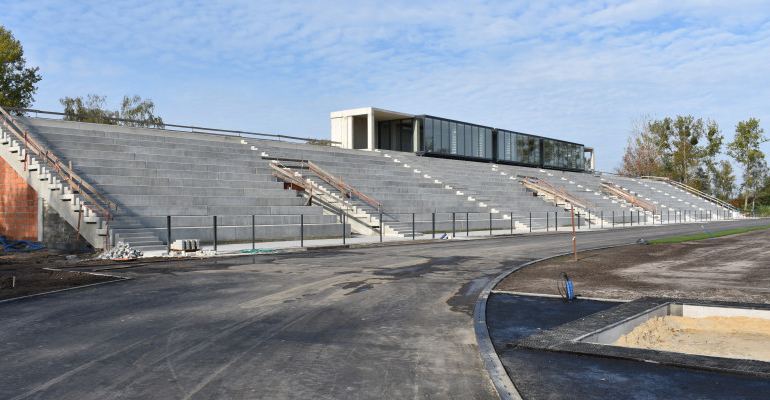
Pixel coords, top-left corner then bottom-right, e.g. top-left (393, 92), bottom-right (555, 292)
top-left (640, 176), bottom-right (737, 212)
top-left (306, 161), bottom-right (381, 212)
top-left (600, 182), bottom-right (658, 213)
top-left (160, 207), bottom-right (734, 251)
top-left (519, 176), bottom-right (595, 210)
top-left (0, 106), bottom-right (117, 219)
top-left (5, 107), bottom-right (341, 146)
top-left (264, 156), bottom-right (381, 212)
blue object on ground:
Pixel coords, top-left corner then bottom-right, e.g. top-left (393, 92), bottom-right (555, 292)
top-left (0, 236), bottom-right (43, 252)
top-left (701, 225), bottom-right (715, 242)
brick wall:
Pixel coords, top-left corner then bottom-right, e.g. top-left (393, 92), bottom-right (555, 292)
top-left (0, 157), bottom-right (38, 241)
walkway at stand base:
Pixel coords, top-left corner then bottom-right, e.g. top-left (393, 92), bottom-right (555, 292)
top-left (145, 216), bottom-right (715, 257)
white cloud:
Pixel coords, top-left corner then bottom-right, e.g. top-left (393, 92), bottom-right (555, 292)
top-left (4, 0), bottom-right (770, 171)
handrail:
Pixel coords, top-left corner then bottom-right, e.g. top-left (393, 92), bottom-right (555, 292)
top-left (306, 161), bottom-right (382, 211)
top-left (6, 107), bottom-right (341, 146)
top-left (600, 182), bottom-right (658, 213)
top-left (269, 163), bottom-right (312, 192)
top-left (519, 176), bottom-right (595, 210)
top-left (640, 176), bottom-right (737, 211)
top-left (0, 106), bottom-right (116, 219)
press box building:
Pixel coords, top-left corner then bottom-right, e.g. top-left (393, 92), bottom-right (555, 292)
top-left (330, 107), bottom-right (595, 172)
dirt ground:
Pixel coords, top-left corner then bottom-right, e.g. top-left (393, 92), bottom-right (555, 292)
top-left (0, 250), bottom-right (120, 301)
top-left (496, 228), bottom-right (770, 303)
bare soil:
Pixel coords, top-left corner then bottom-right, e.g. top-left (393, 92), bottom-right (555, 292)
top-left (496, 228), bottom-right (770, 303)
top-left (0, 250), bottom-right (120, 301)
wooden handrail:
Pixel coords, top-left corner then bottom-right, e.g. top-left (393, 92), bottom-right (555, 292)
top-left (600, 182), bottom-right (657, 213)
top-left (0, 106), bottom-right (116, 219)
top-left (269, 162), bottom-right (312, 192)
top-left (306, 161), bottom-right (382, 211)
top-left (519, 176), bottom-right (595, 210)
top-left (640, 176), bottom-right (737, 211)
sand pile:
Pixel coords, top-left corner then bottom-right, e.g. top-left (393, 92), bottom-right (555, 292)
top-left (614, 315), bottom-right (770, 362)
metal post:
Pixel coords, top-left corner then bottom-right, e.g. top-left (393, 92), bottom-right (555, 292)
top-left (466, 213), bottom-right (469, 237)
top-left (510, 211), bottom-right (513, 234)
top-left (412, 213), bottom-right (416, 240)
top-left (342, 213), bottom-right (346, 244)
top-left (213, 216), bottom-right (218, 252)
top-left (252, 215), bottom-right (255, 250)
top-left (630, 211), bottom-right (633, 226)
top-left (546, 212), bottom-right (549, 232)
top-left (452, 212), bottom-right (456, 237)
top-left (529, 212), bottom-right (532, 233)
top-left (432, 212), bottom-right (435, 239)
top-left (167, 215), bottom-right (171, 254)
top-left (570, 205), bottom-right (577, 261)
top-left (301, 214), bottom-right (304, 247)
top-left (623, 211), bottom-right (626, 226)
top-left (379, 212), bottom-right (383, 243)
top-left (555, 212), bottom-right (558, 231)
top-left (577, 212), bottom-right (581, 230)
top-left (601, 211), bottom-right (603, 228)
top-left (588, 211), bottom-right (591, 229)
top-left (612, 211), bottom-right (615, 227)
top-left (489, 212), bottom-right (492, 236)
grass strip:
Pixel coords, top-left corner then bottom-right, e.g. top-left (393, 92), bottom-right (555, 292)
top-left (649, 225), bottom-right (770, 244)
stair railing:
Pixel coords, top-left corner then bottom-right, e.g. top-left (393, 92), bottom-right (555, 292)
top-left (600, 182), bottom-right (658, 213)
top-left (519, 176), bottom-right (595, 210)
top-left (641, 176), bottom-right (737, 211)
top-left (306, 160), bottom-right (382, 212)
top-left (0, 106), bottom-right (117, 219)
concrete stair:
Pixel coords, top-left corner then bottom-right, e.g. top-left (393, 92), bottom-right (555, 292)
top-left (13, 117), bottom-right (348, 250)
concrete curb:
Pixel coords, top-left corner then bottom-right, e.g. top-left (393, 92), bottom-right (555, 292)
top-left (473, 241), bottom-right (642, 400)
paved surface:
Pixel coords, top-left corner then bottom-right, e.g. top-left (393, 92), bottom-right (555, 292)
top-left (488, 295), bottom-right (770, 399)
top-left (0, 219), bottom-right (767, 399)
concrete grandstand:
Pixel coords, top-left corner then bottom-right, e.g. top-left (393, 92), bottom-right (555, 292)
top-left (0, 107), bottom-right (737, 253)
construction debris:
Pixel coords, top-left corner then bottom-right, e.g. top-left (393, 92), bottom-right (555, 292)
top-left (170, 239), bottom-right (200, 252)
top-left (98, 241), bottom-right (143, 260)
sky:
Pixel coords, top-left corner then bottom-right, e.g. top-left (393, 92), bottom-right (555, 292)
top-left (4, 0), bottom-right (770, 172)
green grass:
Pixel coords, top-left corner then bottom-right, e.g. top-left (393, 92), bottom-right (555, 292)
top-left (648, 225), bottom-right (770, 244)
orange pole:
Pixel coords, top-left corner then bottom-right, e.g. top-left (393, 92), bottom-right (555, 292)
top-left (569, 204), bottom-right (577, 261)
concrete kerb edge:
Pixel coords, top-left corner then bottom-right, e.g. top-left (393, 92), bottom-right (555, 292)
top-left (473, 241), bottom-right (642, 400)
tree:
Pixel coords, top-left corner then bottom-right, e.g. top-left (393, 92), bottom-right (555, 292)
top-left (60, 94), bottom-right (163, 128)
top-left (306, 138), bottom-right (332, 146)
top-left (711, 160), bottom-right (735, 201)
top-left (0, 26), bottom-right (42, 114)
top-left (616, 115), bottom-right (664, 177)
top-left (119, 95), bottom-right (163, 128)
top-left (60, 94), bottom-right (119, 124)
top-left (726, 118), bottom-right (767, 209)
top-left (650, 115), bottom-right (722, 187)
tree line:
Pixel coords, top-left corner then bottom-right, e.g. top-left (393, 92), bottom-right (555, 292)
top-left (617, 115), bottom-right (767, 212)
top-left (1, 26), bottom-right (162, 128)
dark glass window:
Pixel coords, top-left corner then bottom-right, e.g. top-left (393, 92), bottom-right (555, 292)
top-left (464, 125), bottom-right (472, 157)
top-left (424, 118), bottom-right (434, 152)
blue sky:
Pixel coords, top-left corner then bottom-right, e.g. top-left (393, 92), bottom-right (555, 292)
top-left (5, 0), bottom-right (770, 171)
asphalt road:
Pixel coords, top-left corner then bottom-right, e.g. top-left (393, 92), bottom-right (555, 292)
top-left (0, 219), bottom-right (767, 399)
